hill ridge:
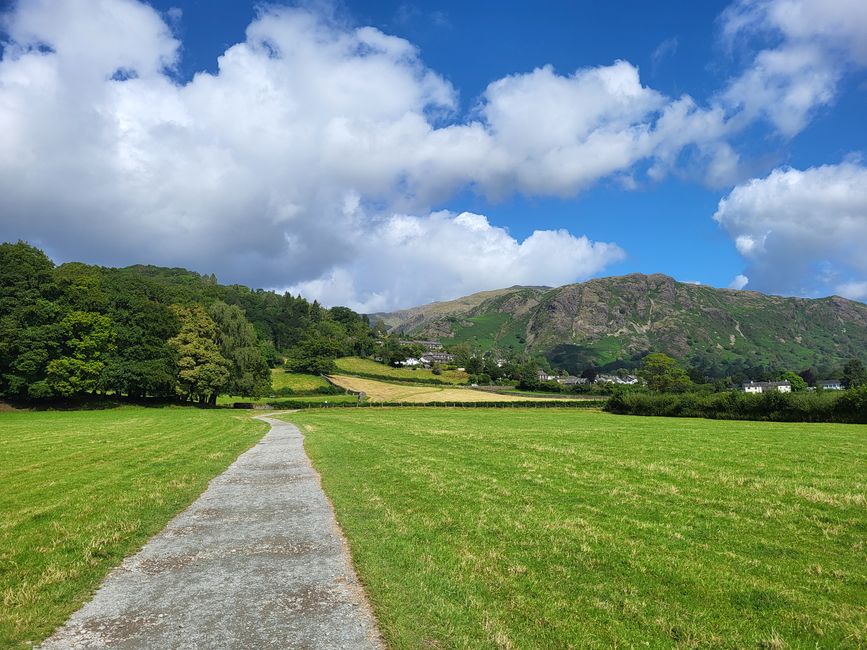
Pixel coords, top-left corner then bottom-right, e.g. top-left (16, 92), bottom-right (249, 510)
top-left (373, 274), bottom-right (867, 375)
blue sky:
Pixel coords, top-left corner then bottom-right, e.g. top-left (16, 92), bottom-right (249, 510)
top-left (2, 0), bottom-right (866, 309)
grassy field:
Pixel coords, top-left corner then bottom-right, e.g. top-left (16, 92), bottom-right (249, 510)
top-left (216, 393), bottom-right (359, 407)
top-left (270, 369), bottom-right (331, 392)
top-left (327, 375), bottom-right (585, 403)
top-left (0, 407), bottom-right (268, 648)
top-left (289, 408), bottom-right (867, 649)
top-left (334, 356), bottom-right (469, 385)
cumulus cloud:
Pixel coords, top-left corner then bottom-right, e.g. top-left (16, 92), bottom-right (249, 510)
top-left (286, 211), bottom-right (625, 312)
top-left (714, 162), bottom-right (867, 298)
top-left (719, 0), bottom-right (867, 136)
top-left (0, 0), bottom-right (736, 309)
top-left (1, 0), bottom-right (863, 309)
top-left (729, 274), bottom-right (750, 290)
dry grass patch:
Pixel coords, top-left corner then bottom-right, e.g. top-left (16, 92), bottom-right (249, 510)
top-left (328, 375), bottom-right (546, 402)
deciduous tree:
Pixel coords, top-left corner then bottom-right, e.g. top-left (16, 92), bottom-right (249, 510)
top-left (169, 304), bottom-right (229, 405)
top-left (638, 353), bottom-right (692, 393)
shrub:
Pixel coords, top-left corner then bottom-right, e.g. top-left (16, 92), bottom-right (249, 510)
top-left (603, 388), bottom-right (866, 423)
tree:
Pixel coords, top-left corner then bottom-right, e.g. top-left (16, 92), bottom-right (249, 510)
top-left (169, 305), bottom-right (230, 405)
top-left (638, 353), bottom-right (692, 393)
top-left (779, 371), bottom-right (807, 392)
top-left (799, 367), bottom-right (818, 387)
top-left (46, 311), bottom-right (116, 397)
top-left (100, 292), bottom-right (179, 398)
top-left (0, 242), bottom-right (61, 399)
top-left (517, 361), bottom-right (541, 390)
top-left (208, 301), bottom-right (271, 397)
top-left (284, 321), bottom-right (344, 375)
top-left (842, 358), bottom-right (867, 389)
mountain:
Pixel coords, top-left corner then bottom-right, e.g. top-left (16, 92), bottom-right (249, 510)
top-left (373, 274), bottom-right (867, 376)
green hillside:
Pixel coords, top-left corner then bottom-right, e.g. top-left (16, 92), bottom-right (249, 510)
top-left (378, 274), bottom-right (867, 377)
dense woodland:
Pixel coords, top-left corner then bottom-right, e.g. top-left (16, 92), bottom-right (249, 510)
top-left (0, 242), bottom-right (376, 404)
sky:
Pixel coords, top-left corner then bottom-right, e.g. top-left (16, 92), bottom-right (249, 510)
top-left (1, 0), bottom-right (866, 311)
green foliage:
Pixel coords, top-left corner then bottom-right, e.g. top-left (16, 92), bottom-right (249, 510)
top-left (604, 386), bottom-right (867, 423)
top-left (638, 353), bottom-right (692, 393)
top-left (0, 242), bottom-right (377, 403)
top-left (46, 311), bottom-right (116, 397)
top-left (169, 305), bottom-right (230, 404)
top-left (779, 371), bottom-right (807, 391)
top-left (842, 358), bottom-right (867, 389)
top-left (208, 301), bottom-right (272, 397)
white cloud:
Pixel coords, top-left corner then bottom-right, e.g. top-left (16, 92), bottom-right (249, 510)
top-left (835, 281), bottom-right (867, 300)
top-left (714, 162), bottom-right (867, 297)
top-left (1, 0), bottom-right (864, 309)
top-left (286, 211), bottom-right (625, 312)
top-left (719, 0), bottom-right (867, 136)
top-left (651, 37), bottom-right (679, 73)
top-left (729, 274), bottom-right (750, 290)
top-left (1, 0), bottom-right (736, 309)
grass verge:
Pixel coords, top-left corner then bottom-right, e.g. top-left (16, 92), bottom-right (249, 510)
top-left (0, 407), bottom-right (267, 648)
top-left (289, 408), bottom-right (867, 649)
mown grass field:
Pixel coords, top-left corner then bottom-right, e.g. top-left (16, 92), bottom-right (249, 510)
top-left (270, 369), bottom-right (331, 392)
top-left (0, 407), bottom-right (267, 648)
top-left (334, 356), bottom-right (469, 384)
top-left (217, 369), bottom-right (339, 406)
top-left (327, 374), bottom-right (580, 403)
top-left (290, 408), bottom-right (867, 649)
top-left (217, 393), bottom-right (360, 407)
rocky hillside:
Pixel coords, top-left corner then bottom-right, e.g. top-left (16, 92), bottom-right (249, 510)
top-left (374, 274), bottom-right (867, 375)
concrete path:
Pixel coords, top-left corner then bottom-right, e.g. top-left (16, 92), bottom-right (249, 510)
top-left (40, 416), bottom-right (383, 649)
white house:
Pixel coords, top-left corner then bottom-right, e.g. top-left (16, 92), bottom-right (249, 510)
top-left (557, 376), bottom-right (588, 386)
top-left (537, 370), bottom-right (556, 382)
top-left (397, 357), bottom-right (424, 367)
top-left (742, 380), bottom-right (791, 393)
top-left (818, 379), bottom-right (843, 390)
top-left (596, 374), bottom-right (639, 385)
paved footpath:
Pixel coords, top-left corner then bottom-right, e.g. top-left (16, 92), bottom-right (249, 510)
top-left (41, 416), bottom-right (383, 649)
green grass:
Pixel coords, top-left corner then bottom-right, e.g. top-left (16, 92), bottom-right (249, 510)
top-left (448, 313), bottom-right (511, 350)
top-left (217, 393), bottom-right (358, 407)
top-left (334, 356), bottom-right (469, 385)
top-left (216, 368), bottom-right (339, 405)
top-left (289, 409), bottom-right (867, 649)
top-left (270, 369), bottom-right (330, 392)
top-left (0, 407), bottom-right (267, 648)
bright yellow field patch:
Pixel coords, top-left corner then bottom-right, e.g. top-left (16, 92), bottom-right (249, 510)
top-left (329, 375), bottom-right (559, 402)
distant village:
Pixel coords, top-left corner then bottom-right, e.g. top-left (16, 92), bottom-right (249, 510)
top-left (396, 340), bottom-right (845, 391)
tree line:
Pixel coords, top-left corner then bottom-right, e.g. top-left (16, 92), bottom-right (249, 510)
top-left (0, 242), bottom-right (376, 404)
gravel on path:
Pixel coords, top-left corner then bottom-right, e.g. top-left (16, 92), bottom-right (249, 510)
top-left (40, 415), bottom-right (383, 649)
